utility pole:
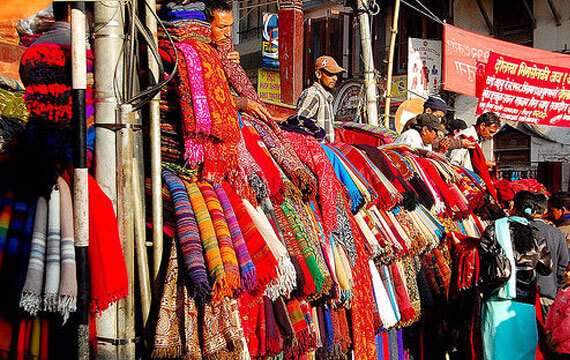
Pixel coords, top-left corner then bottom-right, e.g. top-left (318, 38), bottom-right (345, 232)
top-left (93, 0), bottom-right (123, 358)
top-left (70, 2), bottom-right (89, 359)
top-left (384, 0), bottom-right (401, 128)
top-left (356, 0), bottom-right (379, 126)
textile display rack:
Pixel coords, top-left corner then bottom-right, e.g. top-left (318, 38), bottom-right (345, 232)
top-left (143, 3), bottom-right (504, 359)
top-left (0, 2), bottom-right (507, 359)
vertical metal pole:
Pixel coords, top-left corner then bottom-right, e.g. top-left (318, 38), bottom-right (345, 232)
top-left (357, 0), bottom-right (379, 126)
top-left (145, 0), bottom-right (164, 287)
top-left (383, 0), bottom-right (400, 128)
top-left (71, 3), bottom-right (89, 359)
top-left (116, 104), bottom-right (136, 360)
top-left (93, 1), bottom-right (123, 357)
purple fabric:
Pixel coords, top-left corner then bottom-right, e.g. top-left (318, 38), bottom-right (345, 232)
top-left (213, 184), bottom-right (256, 292)
top-left (397, 330), bottom-right (404, 360)
top-left (176, 42), bottom-right (211, 135)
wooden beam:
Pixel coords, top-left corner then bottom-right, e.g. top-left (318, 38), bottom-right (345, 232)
top-left (279, 0), bottom-right (304, 104)
top-left (475, 0), bottom-right (494, 35)
top-left (546, 0), bottom-right (562, 26)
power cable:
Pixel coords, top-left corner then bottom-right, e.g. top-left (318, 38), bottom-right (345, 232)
top-left (401, 0), bottom-right (444, 25)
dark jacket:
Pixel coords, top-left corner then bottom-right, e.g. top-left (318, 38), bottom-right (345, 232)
top-left (532, 220), bottom-right (569, 299)
top-left (479, 220), bottom-right (552, 304)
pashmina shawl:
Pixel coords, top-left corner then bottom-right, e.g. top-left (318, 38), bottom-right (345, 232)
top-left (216, 40), bottom-right (262, 103)
top-left (264, 296), bottom-right (284, 356)
top-left (88, 175), bottom-right (128, 313)
top-left (0, 193), bottom-right (14, 269)
top-left (222, 183), bottom-right (278, 294)
top-left (284, 299), bottom-right (312, 359)
top-left (152, 242), bottom-right (201, 359)
top-left (201, 298), bottom-right (244, 360)
top-left (199, 181), bottom-right (240, 294)
top-left (281, 131), bottom-right (341, 238)
top-left (468, 141), bottom-right (498, 202)
top-left (237, 292), bottom-right (265, 357)
top-left (186, 181), bottom-right (228, 301)
top-left (213, 184), bottom-right (256, 292)
top-left (20, 197), bottom-right (47, 315)
top-left (273, 296), bottom-right (295, 342)
top-left (249, 118), bottom-right (318, 198)
top-left (162, 170), bottom-right (211, 302)
top-left (43, 184), bottom-right (60, 312)
top-left (57, 178), bottom-right (77, 323)
top-left (242, 200), bottom-right (297, 300)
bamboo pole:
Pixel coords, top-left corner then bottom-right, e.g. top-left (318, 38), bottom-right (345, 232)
top-left (145, 0), bottom-right (164, 286)
top-left (356, 0), bottom-right (379, 126)
top-left (70, 3), bottom-right (89, 359)
top-left (383, 0), bottom-right (401, 128)
top-left (132, 157), bottom-right (151, 326)
top-left (116, 104), bottom-right (136, 360)
top-left (93, 1), bottom-right (123, 357)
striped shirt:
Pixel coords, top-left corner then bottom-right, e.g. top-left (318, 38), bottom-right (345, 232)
top-left (296, 82), bottom-right (335, 142)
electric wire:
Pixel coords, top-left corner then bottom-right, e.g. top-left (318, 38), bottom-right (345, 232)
top-left (401, 0), bottom-right (444, 25)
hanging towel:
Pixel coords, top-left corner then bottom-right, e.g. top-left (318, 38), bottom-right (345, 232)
top-left (43, 184), bottom-right (60, 312)
top-left (57, 177), bottom-right (77, 323)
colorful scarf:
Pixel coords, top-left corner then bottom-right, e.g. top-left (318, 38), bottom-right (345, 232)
top-left (213, 184), bottom-right (256, 292)
top-left (201, 298), bottom-right (244, 360)
top-left (264, 296), bottom-right (284, 356)
top-left (185, 181), bottom-right (228, 301)
top-left (199, 181), bottom-right (241, 293)
top-left (162, 170), bottom-right (211, 302)
top-left (222, 183), bottom-right (278, 294)
top-left (20, 197), bottom-right (47, 315)
top-left (243, 200), bottom-right (297, 300)
top-left (175, 42), bottom-right (210, 166)
top-left (43, 184), bottom-right (61, 312)
top-left (249, 118), bottom-right (318, 198)
top-left (88, 175), bottom-right (129, 313)
top-left (57, 177), bottom-right (77, 323)
top-left (152, 242), bottom-right (201, 359)
top-left (468, 141), bottom-right (498, 202)
top-left (216, 40), bottom-right (262, 103)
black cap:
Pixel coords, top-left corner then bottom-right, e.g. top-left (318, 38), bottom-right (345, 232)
top-left (423, 96), bottom-right (448, 113)
top-left (415, 113), bottom-right (445, 132)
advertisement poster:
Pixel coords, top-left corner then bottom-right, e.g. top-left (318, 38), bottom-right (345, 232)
top-left (391, 75), bottom-right (408, 101)
top-left (407, 38), bottom-right (442, 99)
top-left (476, 52), bottom-right (570, 127)
top-left (261, 13), bottom-right (279, 70)
top-left (257, 68), bottom-right (281, 103)
top-left (443, 24), bottom-right (570, 96)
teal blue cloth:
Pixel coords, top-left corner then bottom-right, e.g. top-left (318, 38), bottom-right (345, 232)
top-left (494, 216), bottom-right (529, 299)
top-left (482, 298), bottom-right (537, 360)
top-left (321, 144), bottom-right (364, 213)
top-left (382, 265), bottom-right (401, 322)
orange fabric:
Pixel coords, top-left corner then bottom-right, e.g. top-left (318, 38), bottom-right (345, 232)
top-left (0, 0), bottom-right (51, 21)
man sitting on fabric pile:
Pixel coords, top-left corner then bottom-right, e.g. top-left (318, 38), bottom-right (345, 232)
top-left (205, 0), bottom-right (275, 122)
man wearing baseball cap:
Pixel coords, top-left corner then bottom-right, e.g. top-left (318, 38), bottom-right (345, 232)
top-left (296, 55), bottom-right (346, 142)
top-left (394, 113), bottom-right (444, 151)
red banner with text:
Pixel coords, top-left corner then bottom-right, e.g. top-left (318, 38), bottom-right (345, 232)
top-left (476, 52), bottom-right (570, 127)
top-left (443, 24), bottom-right (570, 96)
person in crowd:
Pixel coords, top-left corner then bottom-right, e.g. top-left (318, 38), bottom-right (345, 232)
top-left (545, 263), bottom-right (570, 356)
top-left (31, 2), bottom-right (71, 46)
top-left (402, 96), bottom-right (475, 153)
top-left (394, 113), bottom-right (443, 151)
top-left (448, 112), bottom-right (501, 170)
top-left (296, 55), bottom-right (346, 142)
top-left (531, 193), bottom-right (569, 314)
top-left (205, 0), bottom-right (273, 122)
top-left (479, 190), bottom-right (551, 360)
top-left (549, 192), bottom-right (570, 249)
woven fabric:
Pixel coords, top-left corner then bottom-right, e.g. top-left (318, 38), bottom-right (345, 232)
top-left (201, 298), bottom-right (244, 360)
top-left (0, 193), bottom-right (13, 270)
top-left (249, 118), bottom-right (318, 198)
top-left (162, 170), bottom-right (210, 302)
top-left (222, 182), bottom-right (278, 294)
top-left (199, 181), bottom-right (240, 294)
top-left (57, 177), bottom-right (77, 323)
top-left (186, 181), bottom-right (228, 301)
top-left (213, 184), bottom-right (256, 292)
top-left (216, 40), bottom-right (262, 103)
top-left (43, 184), bottom-right (60, 312)
top-left (20, 196), bottom-right (47, 315)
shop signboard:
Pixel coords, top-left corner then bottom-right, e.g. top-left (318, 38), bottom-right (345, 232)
top-left (257, 68), bottom-right (281, 103)
top-left (476, 52), bottom-right (570, 127)
top-left (407, 38), bottom-right (442, 99)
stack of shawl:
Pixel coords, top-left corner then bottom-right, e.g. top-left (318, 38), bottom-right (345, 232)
top-left (20, 178), bottom-right (77, 323)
